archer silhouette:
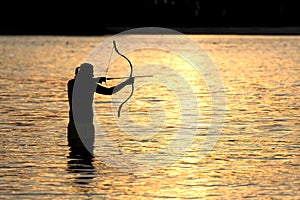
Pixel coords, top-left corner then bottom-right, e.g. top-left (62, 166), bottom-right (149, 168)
top-left (67, 62), bottom-right (134, 157)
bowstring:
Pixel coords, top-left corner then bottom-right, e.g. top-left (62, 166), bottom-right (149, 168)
top-left (105, 45), bottom-right (114, 80)
top-left (105, 43), bottom-right (119, 116)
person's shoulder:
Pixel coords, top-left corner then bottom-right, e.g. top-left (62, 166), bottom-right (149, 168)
top-left (68, 78), bottom-right (75, 83)
top-left (67, 78), bottom-right (75, 86)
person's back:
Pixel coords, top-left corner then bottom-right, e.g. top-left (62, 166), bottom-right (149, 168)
top-left (67, 64), bottom-right (95, 156)
top-left (68, 64), bottom-right (96, 124)
top-left (67, 78), bottom-right (75, 122)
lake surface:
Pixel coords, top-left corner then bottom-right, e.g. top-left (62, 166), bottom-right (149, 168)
top-left (0, 33), bottom-right (299, 199)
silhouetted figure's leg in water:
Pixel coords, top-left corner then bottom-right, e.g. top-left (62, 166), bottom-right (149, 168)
top-left (67, 122), bottom-right (96, 185)
top-left (67, 121), bottom-right (94, 159)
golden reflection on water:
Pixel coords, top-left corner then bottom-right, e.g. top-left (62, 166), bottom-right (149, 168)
top-left (0, 35), bottom-right (299, 199)
top-left (93, 48), bottom-right (211, 158)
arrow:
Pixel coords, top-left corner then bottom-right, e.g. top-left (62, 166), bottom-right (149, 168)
top-left (106, 75), bottom-right (153, 80)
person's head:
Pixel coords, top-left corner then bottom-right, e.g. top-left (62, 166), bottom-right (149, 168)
top-left (77, 63), bottom-right (94, 78)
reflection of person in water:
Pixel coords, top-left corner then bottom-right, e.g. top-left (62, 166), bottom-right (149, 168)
top-left (67, 146), bottom-right (96, 185)
top-left (67, 62), bottom-right (134, 157)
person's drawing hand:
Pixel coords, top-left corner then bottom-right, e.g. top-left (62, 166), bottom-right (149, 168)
top-left (99, 77), bottom-right (107, 84)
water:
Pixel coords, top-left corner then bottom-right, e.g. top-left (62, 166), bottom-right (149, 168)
top-left (0, 34), bottom-right (299, 199)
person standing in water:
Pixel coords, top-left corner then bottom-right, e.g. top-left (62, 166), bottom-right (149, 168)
top-left (67, 62), bottom-right (134, 157)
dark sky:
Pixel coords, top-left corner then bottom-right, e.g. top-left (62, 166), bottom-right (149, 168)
top-left (1, 0), bottom-right (300, 35)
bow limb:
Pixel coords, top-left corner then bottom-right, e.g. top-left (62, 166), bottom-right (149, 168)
top-left (113, 40), bottom-right (134, 118)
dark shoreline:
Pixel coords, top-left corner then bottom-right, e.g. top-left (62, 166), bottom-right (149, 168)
top-left (106, 26), bottom-right (300, 36)
top-left (1, 26), bottom-right (300, 36)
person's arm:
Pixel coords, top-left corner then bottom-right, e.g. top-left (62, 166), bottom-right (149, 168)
top-left (95, 77), bottom-right (134, 95)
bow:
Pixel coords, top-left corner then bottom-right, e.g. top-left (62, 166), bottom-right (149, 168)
top-left (113, 40), bottom-right (134, 118)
